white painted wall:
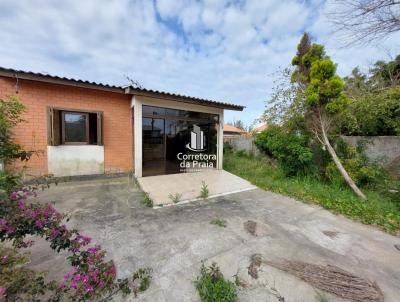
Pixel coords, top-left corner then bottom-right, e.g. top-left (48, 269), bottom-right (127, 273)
top-left (131, 95), bottom-right (224, 177)
top-left (47, 145), bottom-right (104, 177)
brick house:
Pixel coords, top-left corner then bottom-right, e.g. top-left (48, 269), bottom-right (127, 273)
top-left (0, 67), bottom-right (244, 178)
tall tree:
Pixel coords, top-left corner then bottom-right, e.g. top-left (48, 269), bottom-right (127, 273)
top-left (329, 0), bottom-right (400, 44)
top-left (302, 55), bottom-right (367, 199)
top-left (290, 34), bottom-right (367, 199)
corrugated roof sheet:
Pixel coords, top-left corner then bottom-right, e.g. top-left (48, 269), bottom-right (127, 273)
top-left (0, 67), bottom-right (244, 111)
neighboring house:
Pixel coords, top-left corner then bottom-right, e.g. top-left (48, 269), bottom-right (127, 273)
top-left (252, 122), bottom-right (268, 134)
top-left (0, 67), bottom-right (244, 178)
top-left (223, 124), bottom-right (245, 140)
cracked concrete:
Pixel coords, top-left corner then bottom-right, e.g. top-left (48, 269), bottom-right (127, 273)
top-left (27, 176), bottom-right (400, 301)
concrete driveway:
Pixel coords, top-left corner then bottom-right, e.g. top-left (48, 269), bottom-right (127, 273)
top-left (28, 177), bottom-right (400, 302)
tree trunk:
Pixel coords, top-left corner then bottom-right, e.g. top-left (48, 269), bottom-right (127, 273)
top-left (321, 127), bottom-right (367, 200)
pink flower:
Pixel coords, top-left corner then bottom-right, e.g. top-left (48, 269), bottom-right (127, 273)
top-left (18, 200), bottom-right (26, 210)
top-left (87, 247), bottom-right (99, 254)
top-left (0, 287), bottom-right (6, 296)
top-left (9, 192), bottom-right (18, 200)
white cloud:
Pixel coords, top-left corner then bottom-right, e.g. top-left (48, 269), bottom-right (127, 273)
top-left (0, 0), bottom-right (398, 126)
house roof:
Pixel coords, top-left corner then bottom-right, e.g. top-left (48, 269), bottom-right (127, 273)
top-left (253, 123), bottom-right (268, 133)
top-left (0, 67), bottom-right (244, 111)
top-left (223, 124), bottom-right (245, 133)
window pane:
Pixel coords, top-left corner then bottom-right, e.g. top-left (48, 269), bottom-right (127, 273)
top-left (142, 105), bottom-right (165, 116)
top-left (64, 112), bottom-right (87, 142)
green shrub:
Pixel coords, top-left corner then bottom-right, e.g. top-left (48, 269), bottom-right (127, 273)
top-left (142, 193), bottom-right (153, 208)
top-left (194, 262), bottom-right (237, 302)
top-left (0, 171), bottom-right (21, 194)
top-left (223, 142), bottom-right (233, 153)
top-left (254, 125), bottom-right (313, 176)
top-left (326, 139), bottom-right (388, 188)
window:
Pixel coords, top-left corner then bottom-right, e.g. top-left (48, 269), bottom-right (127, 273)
top-left (48, 108), bottom-right (103, 146)
top-left (62, 111), bottom-right (89, 144)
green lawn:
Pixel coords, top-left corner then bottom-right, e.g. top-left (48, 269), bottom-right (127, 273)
top-left (224, 151), bottom-right (400, 234)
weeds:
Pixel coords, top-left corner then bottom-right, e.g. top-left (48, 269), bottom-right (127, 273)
top-left (132, 268), bottom-right (152, 296)
top-left (210, 218), bottom-right (227, 227)
top-left (315, 293), bottom-right (329, 302)
top-left (142, 193), bottom-right (153, 208)
top-left (168, 192), bottom-right (182, 204)
top-left (198, 181), bottom-right (209, 199)
top-left (194, 262), bottom-right (237, 302)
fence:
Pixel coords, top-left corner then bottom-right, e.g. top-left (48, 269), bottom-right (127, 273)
top-left (225, 136), bottom-right (260, 156)
top-left (226, 135), bottom-right (400, 176)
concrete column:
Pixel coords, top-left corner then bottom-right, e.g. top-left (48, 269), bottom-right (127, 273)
top-left (217, 111), bottom-right (224, 170)
top-left (131, 96), bottom-right (143, 178)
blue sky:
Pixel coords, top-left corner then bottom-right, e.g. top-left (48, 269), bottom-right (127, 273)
top-left (0, 0), bottom-right (399, 126)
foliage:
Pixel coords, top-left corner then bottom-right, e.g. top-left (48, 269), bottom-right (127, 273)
top-left (340, 82), bottom-right (400, 136)
top-left (291, 33), bottom-right (325, 87)
top-left (210, 218), bottom-right (227, 228)
top-left (325, 140), bottom-right (388, 188)
top-left (262, 67), bottom-right (306, 130)
top-left (0, 246), bottom-right (59, 301)
top-left (254, 125), bottom-right (313, 176)
top-left (0, 97), bottom-right (34, 164)
top-left (338, 55), bottom-right (400, 136)
top-left (194, 262), bottom-right (237, 302)
top-left (0, 171), bottom-right (22, 194)
top-left (223, 142), bottom-right (233, 153)
top-left (131, 268), bottom-right (152, 296)
top-left (305, 59), bottom-right (349, 112)
top-left (369, 54), bottom-right (400, 88)
top-left (198, 181), bottom-right (209, 199)
top-left (0, 184), bottom-right (151, 301)
top-left (168, 193), bottom-right (182, 204)
top-left (224, 150), bottom-right (400, 234)
top-left (142, 193), bottom-right (153, 208)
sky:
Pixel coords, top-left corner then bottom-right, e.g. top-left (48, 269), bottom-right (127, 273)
top-left (0, 0), bottom-right (399, 126)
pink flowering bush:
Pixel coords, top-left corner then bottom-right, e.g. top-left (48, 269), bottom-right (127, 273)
top-left (0, 184), bottom-right (151, 301)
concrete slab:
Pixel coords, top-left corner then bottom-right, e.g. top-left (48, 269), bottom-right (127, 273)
top-left (137, 170), bottom-right (257, 205)
top-left (27, 177), bottom-right (400, 302)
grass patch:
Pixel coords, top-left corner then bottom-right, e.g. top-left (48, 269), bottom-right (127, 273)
top-left (142, 193), bottom-right (153, 208)
top-left (210, 218), bottom-right (227, 227)
top-left (224, 151), bottom-right (400, 234)
top-left (194, 262), bottom-right (237, 302)
top-left (198, 181), bottom-right (209, 199)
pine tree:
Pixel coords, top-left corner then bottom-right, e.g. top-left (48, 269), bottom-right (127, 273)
top-left (292, 34), bottom-right (367, 199)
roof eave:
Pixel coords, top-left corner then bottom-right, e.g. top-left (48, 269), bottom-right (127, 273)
top-left (126, 86), bottom-right (244, 111)
top-left (0, 68), bottom-right (125, 94)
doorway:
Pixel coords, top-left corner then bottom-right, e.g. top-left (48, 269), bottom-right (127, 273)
top-left (142, 106), bottom-right (218, 177)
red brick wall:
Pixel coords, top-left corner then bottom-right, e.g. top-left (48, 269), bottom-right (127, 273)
top-left (0, 77), bottom-right (133, 177)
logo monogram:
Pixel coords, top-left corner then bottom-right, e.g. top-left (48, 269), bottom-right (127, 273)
top-left (186, 124), bottom-right (206, 152)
